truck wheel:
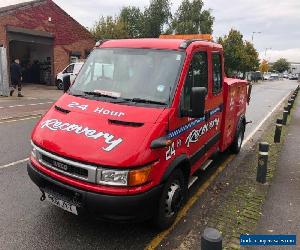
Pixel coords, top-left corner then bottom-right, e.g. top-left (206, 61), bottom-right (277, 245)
top-left (230, 123), bottom-right (245, 154)
top-left (153, 169), bottom-right (187, 230)
top-left (57, 80), bottom-right (63, 90)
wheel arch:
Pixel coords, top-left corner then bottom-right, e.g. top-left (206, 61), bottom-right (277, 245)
top-left (160, 154), bottom-right (191, 185)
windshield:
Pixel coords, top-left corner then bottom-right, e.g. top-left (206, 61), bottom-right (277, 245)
top-left (69, 48), bottom-right (185, 106)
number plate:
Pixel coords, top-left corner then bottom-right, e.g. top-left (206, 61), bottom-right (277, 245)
top-left (45, 193), bottom-right (78, 215)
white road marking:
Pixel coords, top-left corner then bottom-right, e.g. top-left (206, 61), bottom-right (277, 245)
top-left (0, 101), bottom-right (52, 109)
top-left (0, 158), bottom-right (29, 170)
top-left (242, 91), bottom-right (291, 147)
top-left (0, 115), bottom-right (41, 124)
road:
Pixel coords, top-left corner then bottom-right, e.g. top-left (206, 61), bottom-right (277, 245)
top-left (0, 80), bottom-right (298, 250)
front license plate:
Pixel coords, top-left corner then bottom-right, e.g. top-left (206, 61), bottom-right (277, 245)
top-left (45, 193), bottom-right (78, 215)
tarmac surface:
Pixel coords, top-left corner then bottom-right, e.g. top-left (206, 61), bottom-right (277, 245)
top-left (0, 80), bottom-right (298, 249)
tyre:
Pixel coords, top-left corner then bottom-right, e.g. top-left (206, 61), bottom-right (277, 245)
top-left (153, 169), bottom-right (187, 230)
top-left (56, 80), bottom-right (63, 90)
top-left (230, 122), bottom-right (245, 154)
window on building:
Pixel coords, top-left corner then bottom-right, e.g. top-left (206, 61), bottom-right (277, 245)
top-left (212, 53), bottom-right (222, 94)
top-left (182, 51), bottom-right (208, 111)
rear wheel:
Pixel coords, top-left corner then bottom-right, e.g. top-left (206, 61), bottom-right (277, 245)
top-left (153, 169), bottom-right (187, 230)
top-left (230, 123), bottom-right (245, 154)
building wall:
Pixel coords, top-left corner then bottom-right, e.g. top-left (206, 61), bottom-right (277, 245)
top-left (0, 0), bottom-right (95, 77)
top-left (290, 64), bottom-right (300, 74)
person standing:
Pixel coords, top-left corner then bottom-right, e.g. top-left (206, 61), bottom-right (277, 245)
top-left (10, 59), bottom-right (23, 97)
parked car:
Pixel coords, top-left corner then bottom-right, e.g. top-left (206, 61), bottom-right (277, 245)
top-left (263, 73), bottom-right (271, 80)
top-left (270, 73), bottom-right (279, 80)
top-left (56, 62), bottom-right (84, 90)
top-left (288, 74), bottom-right (298, 80)
top-left (28, 37), bottom-right (250, 229)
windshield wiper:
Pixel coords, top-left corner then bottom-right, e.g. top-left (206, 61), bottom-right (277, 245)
top-left (68, 92), bottom-right (85, 97)
top-left (125, 98), bottom-right (167, 106)
top-left (84, 91), bottom-right (118, 99)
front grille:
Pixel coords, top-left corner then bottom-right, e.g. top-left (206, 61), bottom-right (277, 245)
top-left (32, 143), bottom-right (98, 183)
top-left (41, 154), bottom-right (88, 178)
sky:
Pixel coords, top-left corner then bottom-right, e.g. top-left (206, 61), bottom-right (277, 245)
top-left (1, 0), bottom-right (300, 62)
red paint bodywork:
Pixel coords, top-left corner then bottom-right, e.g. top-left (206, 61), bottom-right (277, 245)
top-left (30, 39), bottom-right (248, 196)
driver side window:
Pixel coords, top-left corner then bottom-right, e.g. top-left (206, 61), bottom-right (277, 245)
top-left (182, 51), bottom-right (208, 112)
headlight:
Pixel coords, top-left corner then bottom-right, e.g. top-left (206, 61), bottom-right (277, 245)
top-left (97, 169), bottom-right (128, 186)
top-left (31, 144), bottom-right (37, 159)
top-left (96, 164), bottom-right (153, 187)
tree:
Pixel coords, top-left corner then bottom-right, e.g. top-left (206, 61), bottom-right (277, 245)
top-left (218, 29), bottom-right (259, 77)
top-left (143, 0), bottom-right (172, 38)
top-left (171, 0), bottom-right (214, 34)
top-left (272, 58), bottom-right (290, 73)
top-left (241, 41), bottom-right (259, 74)
top-left (120, 6), bottom-right (144, 38)
top-left (260, 59), bottom-right (269, 73)
top-left (218, 29), bottom-right (244, 76)
top-left (90, 16), bottom-right (128, 40)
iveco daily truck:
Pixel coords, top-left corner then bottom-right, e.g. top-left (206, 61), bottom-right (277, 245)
top-left (28, 36), bottom-right (249, 229)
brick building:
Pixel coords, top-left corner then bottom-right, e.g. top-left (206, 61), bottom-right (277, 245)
top-left (0, 0), bottom-right (95, 86)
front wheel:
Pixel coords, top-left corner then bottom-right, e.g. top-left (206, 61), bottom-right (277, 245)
top-left (56, 80), bottom-right (63, 90)
top-left (230, 123), bottom-right (245, 154)
top-left (153, 169), bottom-right (187, 230)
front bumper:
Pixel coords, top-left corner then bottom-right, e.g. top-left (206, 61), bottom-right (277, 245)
top-left (27, 162), bottom-right (163, 221)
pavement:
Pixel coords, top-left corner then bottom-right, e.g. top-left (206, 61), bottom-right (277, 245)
top-left (255, 95), bottom-right (300, 248)
top-left (0, 84), bottom-right (62, 120)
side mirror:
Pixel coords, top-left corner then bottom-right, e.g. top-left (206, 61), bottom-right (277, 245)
top-left (63, 75), bottom-right (71, 93)
top-left (189, 87), bottom-right (207, 118)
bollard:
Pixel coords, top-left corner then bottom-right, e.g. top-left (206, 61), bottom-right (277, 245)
top-left (284, 106), bottom-right (289, 115)
top-left (289, 98), bottom-right (294, 109)
top-left (291, 98), bottom-right (295, 107)
top-left (256, 142), bottom-right (269, 184)
top-left (201, 228), bottom-right (222, 250)
top-left (287, 102), bottom-right (292, 115)
top-left (282, 110), bottom-right (288, 125)
top-left (274, 118), bottom-right (283, 143)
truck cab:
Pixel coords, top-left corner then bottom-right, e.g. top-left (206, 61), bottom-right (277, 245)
top-left (28, 38), bottom-right (248, 229)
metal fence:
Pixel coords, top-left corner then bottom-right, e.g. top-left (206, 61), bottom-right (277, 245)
top-left (0, 47), bottom-right (9, 96)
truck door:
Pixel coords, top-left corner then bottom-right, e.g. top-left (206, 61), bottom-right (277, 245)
top-left (179, 50), bottom-right (212, 167)
top-left (204, 51), bottom-right (224, 155)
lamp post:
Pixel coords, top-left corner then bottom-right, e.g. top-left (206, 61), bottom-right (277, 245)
top-left (252, 31), bottom-right (262, 43)
top-left (265, 47), bottom-right (272, 58)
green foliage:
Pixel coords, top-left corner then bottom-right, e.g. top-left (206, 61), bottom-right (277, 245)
top-left (120, 6), bottom-right (144, 38)
top-left (90, 0), bottom-right (215, 40)
top-left (199, 9), bottom-right (214, 34)
top-left (241, 41), bottom-right (260, 73)
top-left (172, 0), bottom-right (214, 34)
top-left (90, 16), bottom-right (128, 40)
top-left (218, 29), bottom-right (259, 77)
top-left (143, 0), bottom-right (172, 38)
top-left (272, 58), bottom-right (290, 73)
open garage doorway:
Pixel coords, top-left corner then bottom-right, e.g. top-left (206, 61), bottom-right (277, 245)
top-left (7, 26), bottom-right (54, 85)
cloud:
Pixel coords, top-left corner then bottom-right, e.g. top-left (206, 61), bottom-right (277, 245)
top-left (259, 48), bottom-right (300, 63)
top-left (1, 0), bottom-right (300, 61)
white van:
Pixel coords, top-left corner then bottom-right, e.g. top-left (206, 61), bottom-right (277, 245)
top-left (56, 62), bottom-right (84, 90)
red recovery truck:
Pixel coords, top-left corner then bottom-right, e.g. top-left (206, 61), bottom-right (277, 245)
top-left (27, 37), bottom-right (250, 229)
